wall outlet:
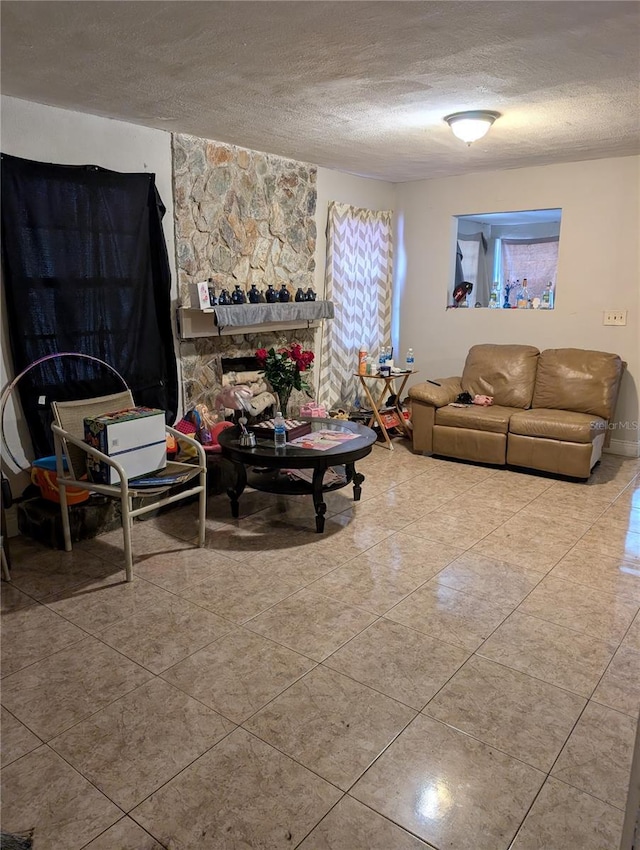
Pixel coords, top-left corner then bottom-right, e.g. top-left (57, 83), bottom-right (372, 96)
top-left (603, 310), bottom-right (627, 326)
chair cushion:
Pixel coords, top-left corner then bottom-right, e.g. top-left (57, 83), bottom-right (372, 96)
top-left (509, 408), bottom-right (606, 444)
top-left (435, 404), bottom-right (521, 434)
top-left (461, 344), bottom-right (540, 409)
top-left (532, 348), bottom-right (623, 420)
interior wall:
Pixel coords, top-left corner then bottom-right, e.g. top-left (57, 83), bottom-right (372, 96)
top-left (0, 95), bottom-right (176, 503)
top-left (0, 96), bottom-right (396, 502)
top-left (396, 156), bottom-right (640, 454)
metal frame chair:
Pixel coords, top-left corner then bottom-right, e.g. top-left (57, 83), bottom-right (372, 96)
top-left (51, 390), bottom-right (206, 582)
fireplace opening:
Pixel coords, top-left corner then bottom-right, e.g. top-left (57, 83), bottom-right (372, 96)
top-left (220, 356), bottom-right (276, 423)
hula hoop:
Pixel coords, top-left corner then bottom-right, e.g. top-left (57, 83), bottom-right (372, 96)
top-left (0, 353), bottom-right (128, 471)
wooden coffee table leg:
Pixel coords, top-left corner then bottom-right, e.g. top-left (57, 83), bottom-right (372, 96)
top-left (346, 462), bottom-right (365, 501)
top-left (311, 466), bottom-right (327, 533)
top-left (226, 461), bottom-right (247, 518)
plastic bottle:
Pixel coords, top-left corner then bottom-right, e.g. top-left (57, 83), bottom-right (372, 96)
top-left (542, 282), bottom-right (554, 309)
top-left (274, 411), bottom-right (286, 448)
top-left (358, 345), bottom-right (368, 376)
top-left (516, 279), bottom-right (529, 309)
top-left (488, 283), bottom-right (500, 308)
top-left (405, 348), bottom-right (415, 370)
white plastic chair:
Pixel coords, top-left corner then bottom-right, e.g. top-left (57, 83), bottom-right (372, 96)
top-left (51, 390), bottom-right (206, 582)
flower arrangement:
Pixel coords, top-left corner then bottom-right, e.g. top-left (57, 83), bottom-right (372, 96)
top-left (255, 343), bottom-right (314, 417)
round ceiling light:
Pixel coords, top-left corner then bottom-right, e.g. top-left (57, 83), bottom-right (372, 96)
top-left (444, 110), bottom-right (501, 145)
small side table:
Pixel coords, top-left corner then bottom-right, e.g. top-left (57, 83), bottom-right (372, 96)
top-left (355, 371), bottom-right (416, 450)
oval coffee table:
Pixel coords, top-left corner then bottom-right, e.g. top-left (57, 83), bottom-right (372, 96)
top-left (217, 419), bottom-right (377, 532)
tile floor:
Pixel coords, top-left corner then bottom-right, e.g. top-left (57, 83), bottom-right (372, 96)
top-left (1, 443), bottom-right (639, 849)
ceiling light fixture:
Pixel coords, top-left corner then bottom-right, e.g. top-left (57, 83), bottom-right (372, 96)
top-left (444, 110), bottom-right (501, 145)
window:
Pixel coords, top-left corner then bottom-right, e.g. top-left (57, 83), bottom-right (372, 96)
top-left (453, 209), bottom-right (562, 308)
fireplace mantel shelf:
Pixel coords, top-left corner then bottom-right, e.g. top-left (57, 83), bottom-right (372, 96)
top-left (177, 301), bottom-right (334, 339)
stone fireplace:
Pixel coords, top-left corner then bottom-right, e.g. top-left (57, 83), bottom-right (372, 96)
top-left (172, 133), bottom-right (320, 417)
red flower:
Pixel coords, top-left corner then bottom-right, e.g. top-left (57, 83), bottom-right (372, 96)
top-left (255, 348), bottom-right (268, 364)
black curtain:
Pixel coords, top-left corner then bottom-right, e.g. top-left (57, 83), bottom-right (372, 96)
top-left (1, 153), bottom-right (178, 459)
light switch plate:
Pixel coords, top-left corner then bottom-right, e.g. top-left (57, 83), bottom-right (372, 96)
top-left (603, 310), bottom-right (627, 326)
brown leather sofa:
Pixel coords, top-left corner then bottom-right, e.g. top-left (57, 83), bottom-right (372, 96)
top-left (408, 344), bottom-right (624, 479)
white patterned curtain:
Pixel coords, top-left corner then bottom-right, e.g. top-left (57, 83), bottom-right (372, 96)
top-left (318, 202), bottom-right (393, 409)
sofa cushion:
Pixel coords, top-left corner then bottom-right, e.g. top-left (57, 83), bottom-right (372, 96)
top-left (509, 408), bottom-right (606, 444)
top-left (461, 344), bottom-right (540, 409)
top-left (532, 348), bottom-right (623, 420)
top-left (436, 404), bottom-right (521, 434)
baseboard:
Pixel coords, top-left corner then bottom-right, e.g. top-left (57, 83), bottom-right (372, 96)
top-left (604, 439), bottom-right (640, 458)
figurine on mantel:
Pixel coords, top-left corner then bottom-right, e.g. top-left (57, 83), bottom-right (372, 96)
top-left (218, 288), bottom-right (232, 305)
top-left (248, 284), bottom-right (261, 304)
top-left (295, 287), bottom-right (306, 302)
top-left (265, 284), bottom-right (278, 303)
top-left (278, 284), bottom-right (291, 302)
top-left (305, 287), bottom-right (317, 301)
top-left (231, 285), bottom-right (246, 305)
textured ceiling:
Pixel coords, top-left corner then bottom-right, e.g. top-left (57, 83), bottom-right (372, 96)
top-left (1, 1), bottom-right (639, 182)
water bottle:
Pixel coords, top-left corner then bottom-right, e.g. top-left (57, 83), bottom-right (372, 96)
top-left (274, 411), bottom-right (286, 448)
top-left (405, 348), bottom-right (415, 370)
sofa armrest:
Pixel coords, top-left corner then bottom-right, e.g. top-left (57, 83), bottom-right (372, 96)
top-left (409, 377), bottom-right (462, 408)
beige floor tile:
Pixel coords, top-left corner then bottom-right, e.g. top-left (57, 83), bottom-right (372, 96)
top-left (342, 489), bottom-right (455, 532)
top-left (324, 618), bottom-right (469, 709)
top-left (179, 559), bottom-right (301, 623)
top-left (463, 477), bottom-right (549, 513)
top-left (527, 487), bottom-right (612, 524)
top-left (550, 701), bottom-right (636, 810)
top-left (97, 594), bottom-right (234, 673)
top-left (162, 628), bottom-right (315, 723)
top-left (424, 656), bottom-right (586, 771)
top-left (1, 602), bottom-right (86, 677)
top-left (0, 746), bottom-right (121, 850)
top-left (576, 525), bottom-right (640, 563)
top-left (386, 581), bottom-right (512, 650)
top-left (133, 545), bottom-right (240, 590)
top-left (82, 817), bottom-right (165, 849)
top-left (347, 531), bottom-right (463, 580)
top-left (245, 542), bottom-right (346, 584)
top-left (78, 523), bottom-right (196, 565)
top-left (510, 777), bottom-right (624, 850)
top-left (131, 728), bottom-right (341, 849)
top-left (316, 511), bottom-right (398, 553)
top-left (309, 560), bottom-right (430, 614)
top-left (592, 645), bottom-right (640, 717)
top-left (612, 483), bottom-right (640, 510)
top-left (298, 795), bottom-right (433, 849)
top-left (245, 589), bottom-right (376, 661)
top-left (50, 678), bottom-right (234, 811)
top-left (1, 637), bottom-right (152, 740)
top-left (517, 575), bottom-right (639, 642)
top-left (1, 706), bottom-right (42, 767)
top-left (350, 713), bottom-right (544, 850)
top-left (598, 501), bottom-right (640, 533)
top-left (471, 514), bottom-right (590, 572)
top-left (43, 574), bottom-right (178, 635)
top-left (550, 547), bottom-right (640, 602)
top-left (7, 539), bottom-right (113, 599)
top-left (622, 611), bottom-right (640, 651)
top-left (435, 551), bottom-right (545, 607)
top-left (203, 517), bottom-right (310, 561)
top-left (478, 612), bottom-right (617, 697)
top-left (245, 665), bottom-right (414, 790)
top-left (402, 505), bottom-right (505, 549)
top-left (1, 583), bottom-right (36, 613)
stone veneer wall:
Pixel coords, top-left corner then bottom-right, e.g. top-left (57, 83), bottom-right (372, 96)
top-left (172, 134), bottom-right (319, 415)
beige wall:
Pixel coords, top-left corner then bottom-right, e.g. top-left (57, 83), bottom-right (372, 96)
top-left (395, 156), bottom-right (640, 454)
top-left (0, 96), bottom-right (396, 500)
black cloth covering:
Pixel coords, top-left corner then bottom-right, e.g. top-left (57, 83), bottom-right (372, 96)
top-left (1, 153), bottom-right (178, 458)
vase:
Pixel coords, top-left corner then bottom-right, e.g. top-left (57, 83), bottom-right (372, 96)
top-left (276, 386), bottom-right (292, 418)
